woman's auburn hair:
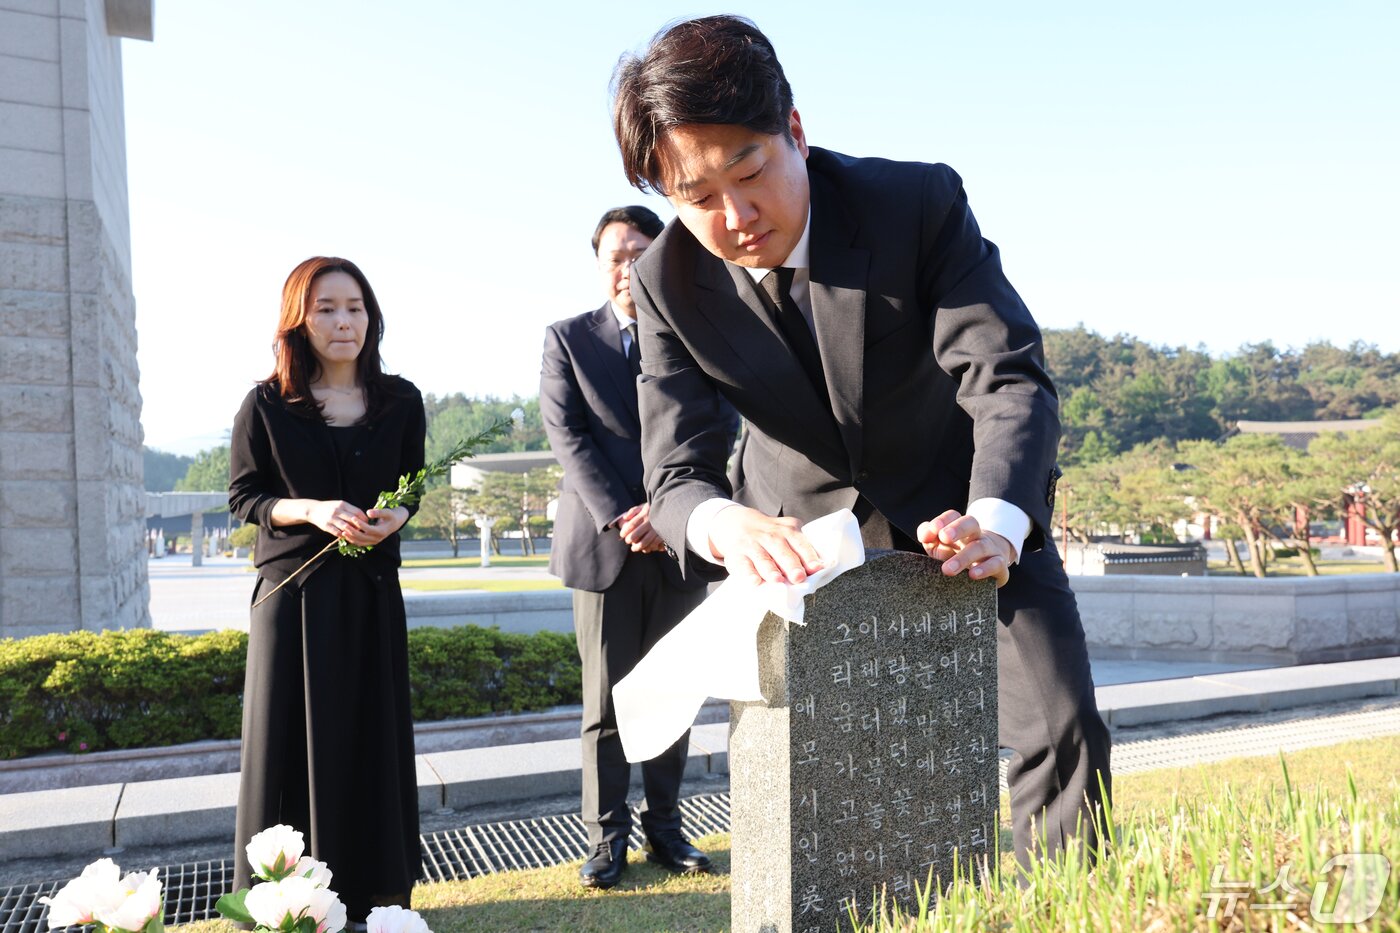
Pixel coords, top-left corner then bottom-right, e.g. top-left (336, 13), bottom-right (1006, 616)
top-left (263, 256), bottom-right (401, 423)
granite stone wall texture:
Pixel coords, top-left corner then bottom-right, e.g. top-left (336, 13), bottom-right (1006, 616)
top-left (0, 0), bottom-right (148, 637)
top-left (1073, 572), bottom-right (1400, 664)
top-left (730, 551), bottom-right (999, 933)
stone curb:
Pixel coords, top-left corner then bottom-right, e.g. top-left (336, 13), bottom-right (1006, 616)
top-left (1094, 656), bottom-right (1400, 728)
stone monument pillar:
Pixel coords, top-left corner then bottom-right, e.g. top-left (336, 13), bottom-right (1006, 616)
top-left (476, 516), bottom-right (494, 568)
top-left (0, 0), bottom-right (153, 637)
top-left (730, 551), bottom-right (999, 932)
top-left (189, 509), bottom-right (203, 568)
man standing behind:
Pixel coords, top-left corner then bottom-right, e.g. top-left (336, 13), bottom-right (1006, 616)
top-left (612, 17), bottom-right (1111, 872)
top-left (540, 206), bottom-right (719, 889)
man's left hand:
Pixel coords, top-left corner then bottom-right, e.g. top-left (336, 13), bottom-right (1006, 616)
top-left (916, 510), bottom-right (1014, 588)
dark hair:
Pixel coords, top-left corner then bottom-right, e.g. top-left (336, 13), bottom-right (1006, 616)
top-left (591, 205), bottom-right (665, 253)
top-left (612, 15), bottom-right (794, 193)
top-left (263, 256), bottom-right (397, 423)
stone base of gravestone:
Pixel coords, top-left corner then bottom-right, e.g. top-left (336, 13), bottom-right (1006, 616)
top-left (730, 550), bottom-right (999, 933)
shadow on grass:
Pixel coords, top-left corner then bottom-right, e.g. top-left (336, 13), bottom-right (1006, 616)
top-left (412, 837), bottom-right (732, 933)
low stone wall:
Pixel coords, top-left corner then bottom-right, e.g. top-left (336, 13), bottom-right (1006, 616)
top-left (1073, 573), bottom-right (1400, 664)
top-left (402, 574), bottom-right (1400, 665)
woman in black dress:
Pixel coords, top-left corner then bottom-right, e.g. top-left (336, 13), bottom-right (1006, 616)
top-left (228, 256), bottom-right (425, 921)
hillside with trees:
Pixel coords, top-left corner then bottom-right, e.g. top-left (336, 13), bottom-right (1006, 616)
top-left (1042, 329), bottom-right (1400, 574)
top-left (1044, 328), bottom-right (1400, 467)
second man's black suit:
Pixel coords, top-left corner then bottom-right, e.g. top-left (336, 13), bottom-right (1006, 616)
top-left (540, 304), bottom-right (713, 848)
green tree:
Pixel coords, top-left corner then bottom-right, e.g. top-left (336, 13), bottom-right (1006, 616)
top-left (463, 475), bottom-right (517, 556)
top-left (1056, 442), bottom-right (1189, 544)
top-left (176, 445), bottom-right (231, 492)
top-left (415, 486), bottom-right (470, 557)
top-left (1113, 442), bottom-right (1193, 543)
top-left (143, 447), bottom-right (194, 492)
top-left (1057, 460), bottom-right (1119, 543)
top-left (1177, 435), bottom-right (1298, 578)
top-left (1297, 341), bottom-right (1400, 419)
top-left (1309, 412), bottom-right (1400, 573)
top-left (424, 394), bottom-right (548, 467)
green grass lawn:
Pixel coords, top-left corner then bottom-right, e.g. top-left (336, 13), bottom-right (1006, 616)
top-left (1207, 557), bottom-right (1393, 577)
top-left (401, 554), bottom-right (552, 570)
top-left (398, 578), bottom-right (563, 592)
top-left (173, 735), bottom-right (1400, 932)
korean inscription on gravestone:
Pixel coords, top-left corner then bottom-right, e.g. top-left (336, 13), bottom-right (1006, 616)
top-left (785, 552), bottom-right (998, 929)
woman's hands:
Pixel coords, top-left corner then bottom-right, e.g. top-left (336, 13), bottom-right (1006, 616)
top-left (301, 500), bottom-right (408, 547)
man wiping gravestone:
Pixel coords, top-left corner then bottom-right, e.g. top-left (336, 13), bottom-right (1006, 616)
top-left (610, 15), bottom-right (1112, 873)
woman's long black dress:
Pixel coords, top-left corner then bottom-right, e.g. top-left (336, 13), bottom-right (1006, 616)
top-left (228, 379), bottom-right (425, 920)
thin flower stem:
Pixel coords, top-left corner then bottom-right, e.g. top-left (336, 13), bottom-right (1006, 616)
top-left (249, 539), bottom-right (339, 610)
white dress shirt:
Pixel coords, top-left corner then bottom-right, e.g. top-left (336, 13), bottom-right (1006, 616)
top-left (682, 211), bottom-right (1032, 565)
top-left (610, 301), bottom-right (636, 353)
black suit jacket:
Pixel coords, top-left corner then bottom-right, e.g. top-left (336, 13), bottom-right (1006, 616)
top-left (632, 147), bottom-right (1061, 582)
top-left (228, 377), bottom-right (426, 584)
top-left (539, 305), bottom-right (716, 593)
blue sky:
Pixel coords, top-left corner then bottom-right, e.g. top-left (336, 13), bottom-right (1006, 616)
top-left (122, 1), bottom-right (1399, 454)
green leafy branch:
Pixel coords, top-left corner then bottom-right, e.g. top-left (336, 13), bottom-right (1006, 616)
top-left (251, 418), bottom-right (512, 609)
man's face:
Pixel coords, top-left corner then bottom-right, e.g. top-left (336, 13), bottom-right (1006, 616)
top-left (596, 221), bottom-right (654, 319)
top-left (658, 109), bottom-right (810, 269)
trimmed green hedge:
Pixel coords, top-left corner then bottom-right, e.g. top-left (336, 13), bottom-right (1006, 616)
top-left (0, 626), bottom-right (582, 760)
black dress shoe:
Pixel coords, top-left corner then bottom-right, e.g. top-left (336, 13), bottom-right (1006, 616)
top-left (644, 830), bottom-right (712, 874)
top-left (579, 838), bottom-right (628, 889)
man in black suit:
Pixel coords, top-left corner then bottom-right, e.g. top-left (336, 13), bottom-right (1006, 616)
top-left (611, 17), bottom-right (1111, 871)
top-left (540, 206), bottom-right (719, 889)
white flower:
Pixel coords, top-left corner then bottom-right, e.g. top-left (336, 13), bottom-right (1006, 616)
top-left (305, 886), bottom-right (347, 933)
top-left (40, 858), bottom-right (124, 928)
top-left (292, 856), bottom-right (334, 889)
top-left (366, 905), bottom-right (432, 933)
top-left (96, 868), bottom-right (163, 933)
top-left (246, 824), bottom-right (305, 880)
top-left (244, 876), bottom-right (317, 930)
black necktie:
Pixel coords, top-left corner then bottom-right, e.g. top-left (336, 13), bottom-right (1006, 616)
top-left (625, 323), bottom-right (641, 377)
top-left (760, 267), bottom-right (827, 402)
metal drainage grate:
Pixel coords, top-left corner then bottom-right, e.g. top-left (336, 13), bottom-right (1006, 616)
top-left (1111, 702), bottom-right (1400, 775)
top-left (1, 880), bottom-right (55, 933)
top-left (420, 791), bottom-right (730, 882)
top-left (0, 793), bottom-right (733, 933)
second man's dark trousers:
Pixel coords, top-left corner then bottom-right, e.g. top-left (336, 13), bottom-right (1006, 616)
top-left (573, 551), bottom-right (708, 846)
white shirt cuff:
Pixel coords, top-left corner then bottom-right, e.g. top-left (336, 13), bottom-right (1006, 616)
top-left (965, 498), bottom-right (1031, 564)
top-left (685, 497), bottom-right (738, 565)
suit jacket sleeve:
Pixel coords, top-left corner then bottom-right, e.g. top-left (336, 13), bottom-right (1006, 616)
top-left (399, 386), bottom-right (427, 520)
top-left (920, 166), bottom-right (1060, 547)
top-left (632, 272), bottom-right (735, 583)
top-left (539, 323), bottom-right (638, 533)
top-left (228, 388), bottom-right (279, 529)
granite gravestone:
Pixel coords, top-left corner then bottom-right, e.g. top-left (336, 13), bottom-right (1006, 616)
top-left (730, 550), bottom-right (999, 932)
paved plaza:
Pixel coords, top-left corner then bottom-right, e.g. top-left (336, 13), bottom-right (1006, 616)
top-left (148, 551), bottom-right (557, 632)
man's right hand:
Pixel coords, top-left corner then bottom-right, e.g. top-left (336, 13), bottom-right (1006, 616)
top-left (707, 505), bottom-right (827, 586)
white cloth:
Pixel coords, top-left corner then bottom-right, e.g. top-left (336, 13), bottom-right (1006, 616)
top-left (686, 496), bottom-right (1030, 566)
top-left (613, 508), bottom-right (866, 763)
